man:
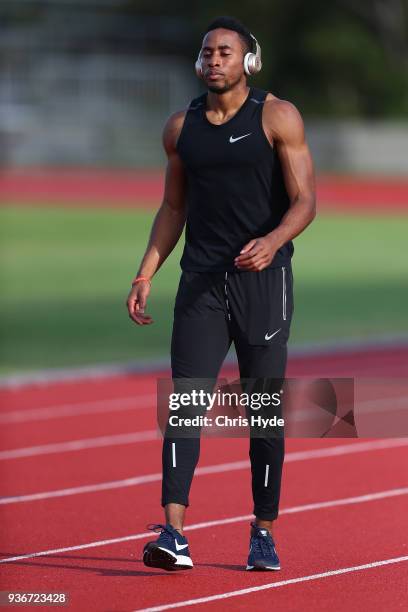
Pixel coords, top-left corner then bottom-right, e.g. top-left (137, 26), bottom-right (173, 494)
top-left (126, 16), bottom-right (316, 572)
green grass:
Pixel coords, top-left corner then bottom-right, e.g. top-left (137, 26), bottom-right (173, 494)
top-left (1, 205), bottom-right (407, 375)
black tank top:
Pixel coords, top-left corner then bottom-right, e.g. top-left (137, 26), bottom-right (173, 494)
top-left (176, 86), bottom-right (294, 272)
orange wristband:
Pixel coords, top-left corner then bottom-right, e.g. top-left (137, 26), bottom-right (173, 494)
top-left (131, 275), bottom-right (151, 287)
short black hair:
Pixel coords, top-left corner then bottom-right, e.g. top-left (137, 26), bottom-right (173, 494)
top-left (204, 16), bottom-right (253, 54)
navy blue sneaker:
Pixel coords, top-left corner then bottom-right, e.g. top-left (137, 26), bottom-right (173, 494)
top-left (246, 522), bottom-right (280, 571)
top-left (143, 523), bottom-right (193, 571)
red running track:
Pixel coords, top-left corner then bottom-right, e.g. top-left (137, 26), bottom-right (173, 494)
top-left (0, 345), bottom-right (407, 611)
top-left (0, 169), bottom-right (407, 213)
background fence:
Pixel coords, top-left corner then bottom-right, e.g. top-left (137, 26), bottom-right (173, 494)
top-left (1, 52), bottom-right (197, 167)
top-left (1, 0), bottom-right (407, 172)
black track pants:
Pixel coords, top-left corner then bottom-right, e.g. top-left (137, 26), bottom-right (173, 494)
top-left (162, 264), bottom-right (294, 521)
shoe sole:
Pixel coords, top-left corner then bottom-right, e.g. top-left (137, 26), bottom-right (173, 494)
top-left (143, 544), bottom-right (193, 571)
top-left (246, 564), bottom-right (281, 571)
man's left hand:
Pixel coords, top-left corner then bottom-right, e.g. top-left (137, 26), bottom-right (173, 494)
top-left (234, 236), bottom-right (279, 271)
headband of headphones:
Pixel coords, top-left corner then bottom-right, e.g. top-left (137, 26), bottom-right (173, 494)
top-left (195, 31), bottom-right (262, 77)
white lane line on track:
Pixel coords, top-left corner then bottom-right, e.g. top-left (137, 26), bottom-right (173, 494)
top-left (0, 431), bottom-right (159, 460)
top-left (2, 392), bottom-right (407, 427)
top-left (133, 555), bottom-right (408, 612)
top-left (0, 395), bottom-right (156, 424)
top-left (1, 438), bottom-right (407, 505)
top-left (3, 407), bottom-right (408, 461)
top-left (0, 460), bottom-right (248, 504)
top-left (1, 486), bottom-right (407, 565)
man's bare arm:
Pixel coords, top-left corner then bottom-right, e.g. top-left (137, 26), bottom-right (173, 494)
top-left (137, 111), bottom-right (187, 278)
top-left (266, 99), bottom-right (316, 245)
top-left (126, 111), bottom-right (186, 324)
top-left (235, 100), bottom-right (316, 271)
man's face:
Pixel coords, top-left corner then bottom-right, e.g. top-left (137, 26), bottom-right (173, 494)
top-left (199, 28), bottom-right (247, 93)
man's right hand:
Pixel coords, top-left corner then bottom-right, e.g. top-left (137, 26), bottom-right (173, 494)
top-left (126, 280), bottom-right (154, 325)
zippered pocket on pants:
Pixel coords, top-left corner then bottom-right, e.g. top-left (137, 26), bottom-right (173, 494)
top-left (282, 266), bottom-right (287, 321)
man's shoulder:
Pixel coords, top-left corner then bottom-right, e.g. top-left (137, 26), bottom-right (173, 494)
top-left (165, 109), bottom-right (188, 132)
top-left (165, 92), bottom-right (206, 129)
top-left (163, 92), bottom-right (207, 152)
top-left (263, 94), bottom-right (302, 122)
top-left (262, 94), bottom-right (305, 141)
top-left (162, 109), bottom-right (188, 153)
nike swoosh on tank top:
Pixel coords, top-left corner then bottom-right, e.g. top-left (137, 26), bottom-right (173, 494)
top-left (176, 87), bottom-right (294, 272)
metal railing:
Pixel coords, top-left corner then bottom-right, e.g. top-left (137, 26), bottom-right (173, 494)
top-left (0, 52), bottom-right (198, 167)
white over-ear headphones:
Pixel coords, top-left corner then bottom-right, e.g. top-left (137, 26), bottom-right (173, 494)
top-left (195, 32), bottom-right (262, 78)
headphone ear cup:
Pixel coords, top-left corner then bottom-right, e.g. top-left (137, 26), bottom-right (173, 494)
top-left (244, 38), bottom-right (262, 75)
top-left (244, 52), bottom-right (259, 75)
top-left (244, 53), bottom-right (255, 76)
top-left (243, 52), bottom-right (252, 76)
top-left (195, 53), bottom-right (203, 77)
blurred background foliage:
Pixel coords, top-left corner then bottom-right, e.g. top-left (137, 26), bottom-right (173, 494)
top-left (2, 0), bottom-right (407, 118)
top-left (126, 0), bottom-right (408, 117)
